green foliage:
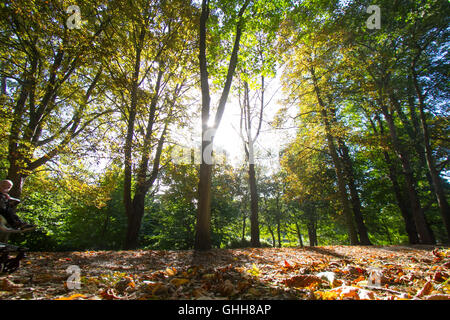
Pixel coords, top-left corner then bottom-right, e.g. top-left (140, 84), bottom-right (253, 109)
top-left (1, 0), bottom-right (448, 251)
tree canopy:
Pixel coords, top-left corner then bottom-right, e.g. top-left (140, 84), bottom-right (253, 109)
top-left (0, 0), bottom-right (449, 252)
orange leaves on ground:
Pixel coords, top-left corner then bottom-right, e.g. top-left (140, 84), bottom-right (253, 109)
top-left (54, 293), bottom-right (87, 300)
top-left (165, 267), bottom-right (177, 277)
top-left (283, 275), bottom-right (323, 288)
top-left (3, 246), bottom-right (450, 300)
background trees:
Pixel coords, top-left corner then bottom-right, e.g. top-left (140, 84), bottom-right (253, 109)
top-left (1, 0), bottom-right (448, 250)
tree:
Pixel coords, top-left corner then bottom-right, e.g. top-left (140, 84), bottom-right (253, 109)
top-left (334, 0), bottom-right (449, 244)
top-left (0, 0), bottom-right (114, 198)
top-left (195, 0), bottom-right (251, 250)
top-left (102, 0), bottom-right (196, 249)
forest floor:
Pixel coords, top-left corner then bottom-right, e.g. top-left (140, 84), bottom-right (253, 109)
top-left (1, 245), bottom-right (449, 300)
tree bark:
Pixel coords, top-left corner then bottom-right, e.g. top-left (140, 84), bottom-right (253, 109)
top-left (412, 64), bottom-right (450, 241)
top-left (379, 101), bottom-right (435, 244)
top-left (248, 163), bottom-right (260, 247)
top-left (195, 0), bottom-right (249, 250)
top-left (338, 139), bottom-right (372, 245)
top-left (372, 115), bottom-right (420, 244)
top-left (294, 220), bottom-right (304, 247)
top-left (310, 68), bottom-right (359, 244)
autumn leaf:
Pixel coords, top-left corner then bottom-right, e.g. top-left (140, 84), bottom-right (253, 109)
top-left (424, 294), bottom-right (450, 300)
top-left (415, 281), bottom-right (433, 298)
top-left (100, 288), bottom-right (124, 300)
top-left (165, 267), bottom-right (177, 277)
top-left (327, 286), bottom-right (376, 300)
top-left (54, 293), bottom-right (87, 300)
top-left (170, 278), bottom-right (190, 287)
top-left (218, 279), bottom-right (234, 296)
top-left (283, 275), bottom-right (323, 288)
top-left (247, 264), bottom-right (260, 277)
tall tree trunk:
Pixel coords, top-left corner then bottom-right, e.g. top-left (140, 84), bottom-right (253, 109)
top-left (310, 68), bottom-right (359, 244)
top-left (241, 210), bottom-right (246, 242)
top-left (195, 0), bottom-right (213, 251)
top-left (195, 0), bottom-right (249, 250)
top-left (372, 115), bottom-right (420, 244)
top-left (276, 216), bottom-right (282, 248)
top-left (379, 102), bottom-right (435, 244)
top-left (307, 222), bottom-right (317, 246)
top-left (242, 79), bottom-right (261, 248)
top-left (123, 27), bottom-right (145, 248)
top-left (124, 192), bottom-right (145, 250)
top-left (248, 163), bottom-right (260, 247)
top-left (294, 220), bottom-right (304, 247)
top-left (412, 66), bottom-right (450, 241)
top-left (338, 139), bottom-right (371, 245)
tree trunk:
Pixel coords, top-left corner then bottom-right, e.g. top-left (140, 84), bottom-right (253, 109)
top-left (248, 163), bottom-right (260, 247)
top-left (195, 0), bottom-right (249, 250)
top-left (307, 222), bottom-right (317, 246)
top-left (124, 193), bottom-right (145, 250)
top-left (412, 66), bottom-right (450, 241)
top-left (310, 68), bottom-right (359, 244)
top-left (195, 161), bottom-right (213, 250)
top-left (373, 115), bottom-right (420, 244)
top-left (338, 139), bottom-right (371, 245)
top-left (294, 220), bottom-right (304, 247)
top-left (380, 103), bottom-right (435, 244)
top-left (267, 224), bottom-right (276, 247)
top-left (276, 216), bottom-right (282, 248)
top-left (241, 210), bottom-right (246, 242)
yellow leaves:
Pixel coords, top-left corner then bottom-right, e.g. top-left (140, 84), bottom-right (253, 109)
top-left (170, 278), bottom-right (190, 287)
top-left (246, 264), bottom-right (260, 277)
top-left (316, 286), bottom-right (376, 300)
top-left (316, 290), bottom-right (339, 300)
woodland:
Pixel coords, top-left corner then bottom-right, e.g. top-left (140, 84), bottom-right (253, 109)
top-left (0, 0), bottom-right (449, 300)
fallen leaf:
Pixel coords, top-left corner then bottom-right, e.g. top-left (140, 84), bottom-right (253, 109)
top-left (338, 286), bottom-right (360, 299)
top-left (424, 294), bottom-right (450, 300)
top-left (99, 289), bottom-right (122, 300)
top-left (432, 271), bottom-right (448, 283)
top-left (55, 293), bottom-right (87, 300)
top-left (218, 280), bottom-right (234, 296)
top-left (415, 281), bottom-right (433, 298)
top-left (329, 285), bottom-right (375, 300)
top-left (1, 278), bottom-right (22, 291)
top-left (247, 287), bottom-right (261, 296)
top-left (165, 267), bottom-right (177, 277)
top-left (247, 264), bottom-right (260, 277)
top-left (283, 275), bottom-right (322, 288)
top-left (170, 278), bottom-right (190, 287)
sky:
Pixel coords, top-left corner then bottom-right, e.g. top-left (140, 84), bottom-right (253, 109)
top-left (169, 70), bottom-right (298, 173)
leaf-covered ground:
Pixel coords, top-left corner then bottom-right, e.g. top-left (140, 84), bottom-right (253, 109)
top-left (1, 245), bottom-right (449, 300)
